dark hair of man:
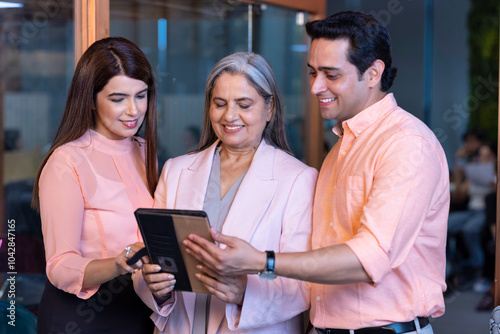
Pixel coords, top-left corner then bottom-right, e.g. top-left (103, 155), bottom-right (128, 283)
top-left (32, 37), bottom-right (158, 209)
top-left (196, 52), bottom-right (292, 155)
top-left (305, 11), bottom-right (397, 92)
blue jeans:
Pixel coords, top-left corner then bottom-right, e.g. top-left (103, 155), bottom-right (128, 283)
top-left (447, 209), bottom-right (486, 269)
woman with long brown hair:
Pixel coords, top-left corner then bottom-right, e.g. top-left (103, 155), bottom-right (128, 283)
top-left (33, 37), bottom-right (157, 333)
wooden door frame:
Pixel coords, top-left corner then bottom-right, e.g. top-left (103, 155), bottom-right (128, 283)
top-left (74, 0), bottom-right (110, 65)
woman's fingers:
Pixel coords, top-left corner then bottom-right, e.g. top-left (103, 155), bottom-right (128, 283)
top-left (142, 264), bottom-right (176, 297)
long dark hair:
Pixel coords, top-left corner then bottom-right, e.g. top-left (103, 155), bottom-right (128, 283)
top-left (306, 11), bottom-right (397, 92)
top-left (196, 52), bottom-right (291, 154)
top-left (32, 37), bottom-right (158, 209)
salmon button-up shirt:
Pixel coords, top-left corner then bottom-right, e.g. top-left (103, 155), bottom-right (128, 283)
top-left (310, 94), bottom-right (449, 329)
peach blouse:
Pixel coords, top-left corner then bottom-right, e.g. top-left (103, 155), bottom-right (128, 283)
top-left (39, 130), bottom-right (153, 299)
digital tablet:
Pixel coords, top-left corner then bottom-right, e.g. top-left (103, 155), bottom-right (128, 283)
top-left (134, 208), bottom-right (214, 294)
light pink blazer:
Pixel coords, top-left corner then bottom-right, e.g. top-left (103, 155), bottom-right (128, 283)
top-left (134, 139), bottom-right (317, 334)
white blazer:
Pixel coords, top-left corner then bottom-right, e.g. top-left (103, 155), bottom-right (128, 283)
top-left (134, 140), bottom-right (318, 333)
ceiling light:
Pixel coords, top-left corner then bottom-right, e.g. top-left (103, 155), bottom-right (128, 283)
top-left (0, 2), bottom-right (23, 8)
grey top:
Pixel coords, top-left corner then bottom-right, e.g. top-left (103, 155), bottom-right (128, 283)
top-left (203, 146), bottom-right (247, 232)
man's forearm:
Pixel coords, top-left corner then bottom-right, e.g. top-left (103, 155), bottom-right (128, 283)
top-left (274, 244), bottom-right (371, 284)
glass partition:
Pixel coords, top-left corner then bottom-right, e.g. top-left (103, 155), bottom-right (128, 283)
top-left (0, 0), bottom-right (74, 316)
top-left (110, 0), bottom-right (309, 163)
top-left (253, 4), bottom-right (310, 160)
top-left (111, 0), bottom-right (249, 165)
top-left (0, 0), bottom-right (313, 318)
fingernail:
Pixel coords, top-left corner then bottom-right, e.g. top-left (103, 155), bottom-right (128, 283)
top-left (195, 273), bottom-right (201, 279)
top-left (183, 240), bottom-right (188, 246)
top-left (196, 265), bottom-right (202, 270)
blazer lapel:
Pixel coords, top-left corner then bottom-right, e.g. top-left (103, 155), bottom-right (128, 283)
top-left (180, 292), bottom-right (196, 332)
top-left (221, 140), bottom-right (278, 241)
top-left (175, 144), bottom-right (217, 331)
top-left (175, 142), bottom-right (218, 210)
top-left (208, 141), bottom-right (278, 332)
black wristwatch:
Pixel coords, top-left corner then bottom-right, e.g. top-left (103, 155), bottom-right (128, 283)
top-left (259, 250), bottom-right (277, 280)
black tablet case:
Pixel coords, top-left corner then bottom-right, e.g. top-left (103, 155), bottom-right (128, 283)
top-left (134, 208), bottom-right (213, 294)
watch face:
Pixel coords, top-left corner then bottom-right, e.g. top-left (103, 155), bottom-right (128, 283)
top-left (259, 271), bottom-right (277, 280)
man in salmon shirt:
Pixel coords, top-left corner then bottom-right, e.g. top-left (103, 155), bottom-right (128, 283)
top-left (185, 11), bottom-right (449, 334)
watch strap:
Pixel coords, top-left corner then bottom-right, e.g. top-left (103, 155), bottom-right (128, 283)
top-left (265, 250), bottom-right (275, 272)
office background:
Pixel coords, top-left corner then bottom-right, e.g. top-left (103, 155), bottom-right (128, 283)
top-left (0, 0), bottom-right (498, 332)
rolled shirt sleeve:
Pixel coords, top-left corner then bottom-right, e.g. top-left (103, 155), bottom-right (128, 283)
top-left (345, 135), bottom-right (448, 284)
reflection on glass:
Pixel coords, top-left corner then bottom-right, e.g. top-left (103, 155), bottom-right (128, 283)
top-left (253, 5), bottom-right (309, 160)
top-left (110, 0), bottom-right (309, 162)
top-left (111, 0), bottom-right (249, 163)
top-left (1, 0), bottom-right (74, 318)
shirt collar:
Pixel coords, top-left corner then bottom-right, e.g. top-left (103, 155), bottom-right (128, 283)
top-left (332, 93), bottom-right (397, 138)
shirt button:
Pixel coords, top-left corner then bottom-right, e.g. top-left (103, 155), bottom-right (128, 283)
top-left (357, 130), bottom-right (361, 134)
top-left (316, 296), bottom-right (321, 301)
top-left (341, 151), bottom-right (346, 155)
top-left (333, 185), bottom-right (336, 190)
top-left (330, 222), bottom-right (334, 227)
